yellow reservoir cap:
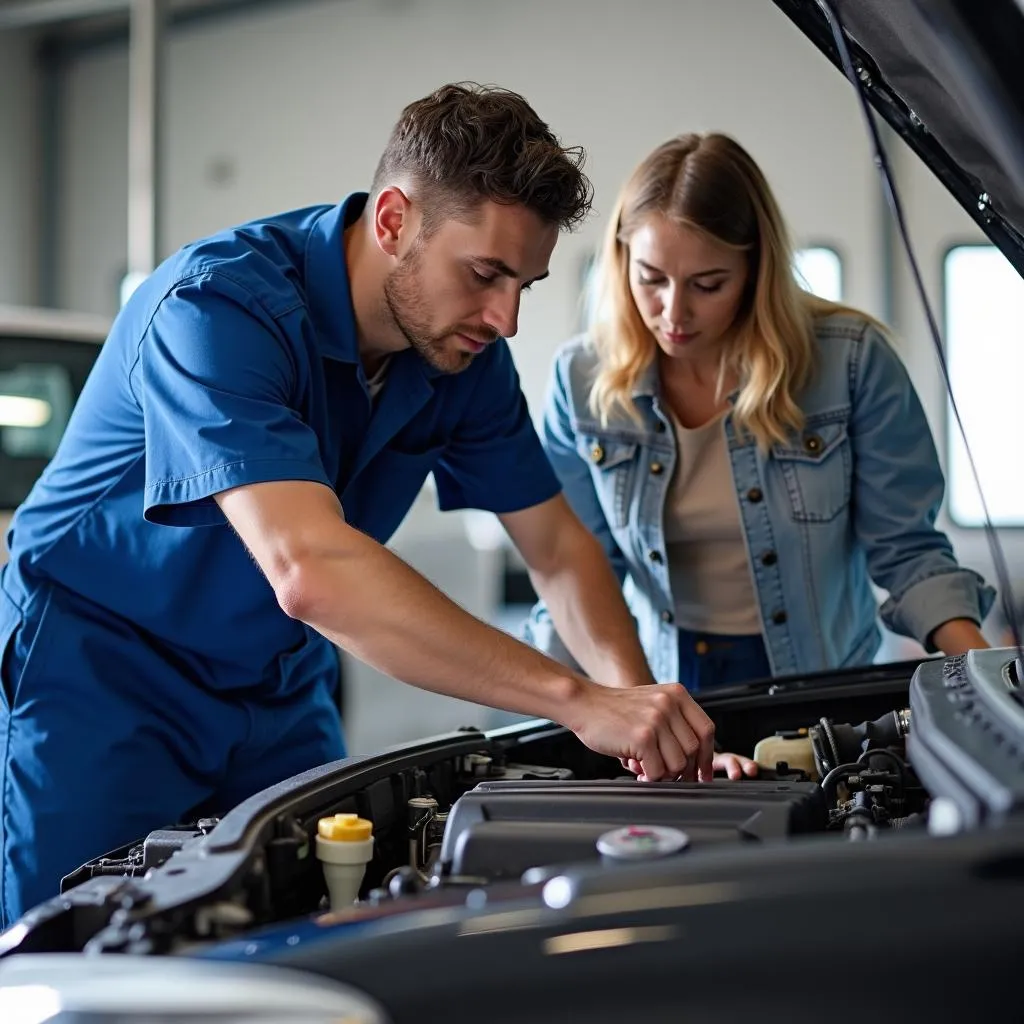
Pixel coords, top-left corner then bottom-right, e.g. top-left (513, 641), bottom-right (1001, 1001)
top-left (318, 813), bottom-right (373, 842)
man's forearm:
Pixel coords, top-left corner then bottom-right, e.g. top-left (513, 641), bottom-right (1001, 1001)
top-left (527, 529), bottom-right (656, 688)
top-left (289, 528), bottom-right (588, 725)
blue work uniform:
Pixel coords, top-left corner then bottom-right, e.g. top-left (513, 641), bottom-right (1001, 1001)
top-left (0, 193), bottom-right (560, 925)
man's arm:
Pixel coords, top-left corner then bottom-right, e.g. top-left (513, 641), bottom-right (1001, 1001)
top-left (215, 478), bottom-right (714, 782)
top-left (500, 494), bottom-right (656, 688)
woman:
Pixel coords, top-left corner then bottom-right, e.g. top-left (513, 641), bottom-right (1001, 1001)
top-left (525, 133), bottom-right (994, 694)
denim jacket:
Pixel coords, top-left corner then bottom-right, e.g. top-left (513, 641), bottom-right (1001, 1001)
top-left (524, 313), bottom-right (995, 681)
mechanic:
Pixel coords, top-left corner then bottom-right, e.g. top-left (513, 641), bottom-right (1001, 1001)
top-left (0, 84), bottom-right (717, 926)
top-left (525, 132), bottom-right (994, 694)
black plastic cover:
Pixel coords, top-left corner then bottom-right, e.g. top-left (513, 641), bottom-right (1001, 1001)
top-left (907, 649), bottom-right (1024, 827)
top-left (441, 778), bottom-right (827, 881)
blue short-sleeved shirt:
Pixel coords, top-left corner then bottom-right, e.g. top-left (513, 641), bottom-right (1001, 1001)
top-left (2, 193), bottom-right (560, 694)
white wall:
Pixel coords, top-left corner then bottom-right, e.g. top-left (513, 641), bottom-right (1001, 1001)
top-left (56, 0), bottom-right (884, 411)
top-left (56, 41), bottom-right (129, 315)
top-left (0, 29), bottom-right (41, 305)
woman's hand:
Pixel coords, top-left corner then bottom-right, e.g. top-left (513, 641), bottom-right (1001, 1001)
top-left (712, 751), bottom-right (759, 780)
top-left (930, 618), bottom-right (989, 656)
top-left (622, 749), bottom-right (759, 781)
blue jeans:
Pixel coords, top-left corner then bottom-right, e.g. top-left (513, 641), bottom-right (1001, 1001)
top-left (677, 628), bottom-right (771, 693)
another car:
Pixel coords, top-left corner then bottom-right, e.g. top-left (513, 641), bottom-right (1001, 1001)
top-left (0, 303), bottom-right (108, 564)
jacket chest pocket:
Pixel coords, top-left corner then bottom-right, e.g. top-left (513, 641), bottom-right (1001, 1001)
top-left (771, 419), bottom-right (850, 523)
top-left (578, 435), bottom-right (638, 529)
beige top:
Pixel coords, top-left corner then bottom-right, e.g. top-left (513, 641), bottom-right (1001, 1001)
top-left (664, 410), bottom-right (762, 635)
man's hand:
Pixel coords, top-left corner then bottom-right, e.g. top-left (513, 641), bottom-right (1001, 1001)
top-left (568, 681), bottom-right (714, 782)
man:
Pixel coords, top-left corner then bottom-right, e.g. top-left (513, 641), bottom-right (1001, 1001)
top-left (0, 83), bottom-right (714, 926)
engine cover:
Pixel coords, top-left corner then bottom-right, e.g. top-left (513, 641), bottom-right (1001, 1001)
top-left (440, 777), bottom-right (827, 881)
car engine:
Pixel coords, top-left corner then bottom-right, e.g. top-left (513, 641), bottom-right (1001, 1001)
top-left (2, 648), bottom-right (1021, 962)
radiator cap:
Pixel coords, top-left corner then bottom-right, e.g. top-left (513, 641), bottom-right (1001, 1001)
top-left (596, 824), bottom-right (690, 861)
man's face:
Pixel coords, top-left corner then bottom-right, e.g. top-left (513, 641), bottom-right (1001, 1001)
top-left (382, 200), bottom-right (557, 374)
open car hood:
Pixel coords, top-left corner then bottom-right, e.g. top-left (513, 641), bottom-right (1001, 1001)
top-left (773, 0), bottom-right (1024, 275)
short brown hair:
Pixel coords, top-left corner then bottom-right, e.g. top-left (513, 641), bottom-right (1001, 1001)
top-left (371, 82), bottom-right (593, 231)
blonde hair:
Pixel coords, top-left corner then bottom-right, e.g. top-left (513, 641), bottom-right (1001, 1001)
top-left (588, 133), bottom-right (883, 450)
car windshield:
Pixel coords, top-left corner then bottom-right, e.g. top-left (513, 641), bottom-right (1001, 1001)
top-left (0, 335), bottom-right (100, 510)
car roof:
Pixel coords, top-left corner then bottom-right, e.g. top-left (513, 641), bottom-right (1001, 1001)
top-left (0, 303), bottom-right (110, 344)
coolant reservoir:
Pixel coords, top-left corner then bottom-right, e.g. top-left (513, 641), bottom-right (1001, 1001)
top-left (753, 734), bottom-right (818, 779)
top-left (316, 813), bottom-right (374, 911)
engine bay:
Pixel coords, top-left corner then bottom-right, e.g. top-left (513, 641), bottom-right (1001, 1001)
top-left (2, 649), bottom-right (1021, 965)
top-left (1, 648), bottom-right (1023, 1024)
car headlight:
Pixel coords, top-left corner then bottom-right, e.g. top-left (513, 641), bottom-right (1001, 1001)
top-left (0, 953), bottom-right (388, 1023)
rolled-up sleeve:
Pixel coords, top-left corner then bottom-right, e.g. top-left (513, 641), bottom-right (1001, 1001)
top-left (850, 324), bottom-right (995, 647)
top-left (433, 339), bottom-right (561, 514)
top-left (136, 272), bottom-right (331, 527)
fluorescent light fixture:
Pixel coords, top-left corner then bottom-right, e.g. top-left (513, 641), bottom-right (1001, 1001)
top-left (0, 396), bottom-right (52, 429)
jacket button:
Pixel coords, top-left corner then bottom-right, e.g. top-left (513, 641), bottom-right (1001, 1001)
top-left (660, 609), bottom-right (674, 624)
top-left (695, 640), bottom-right (709, 655)
top-left (804, 434), bottom-right (823, 454)
top-left (761, 551), bottom-right (778, 566)
top-left (590, 443), bottom-right (605, 464)
top-left (649, 550), bottom-right (664, 565)
top-left (746, 487), bottom-right (763, 503)
top-left (650, 461), bottom-right (664, 475)
top-left (772, 610), bottom-right (788, 625)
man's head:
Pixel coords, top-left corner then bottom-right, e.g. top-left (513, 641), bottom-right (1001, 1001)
top-left (368, 83), bottom-right (593, 373)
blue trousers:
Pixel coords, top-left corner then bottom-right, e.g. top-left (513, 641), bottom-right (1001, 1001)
top-left (677, 627), bottom-right (772, 693)
top-left (0, 580), bottom-right (345, 927)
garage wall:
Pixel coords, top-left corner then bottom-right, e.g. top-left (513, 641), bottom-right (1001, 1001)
top-left (0, 29), bottom-right (41, 306)
top-left (54, 0), bottom-right (884, 419)
top-left (55, 42), bottom-right (129, 317)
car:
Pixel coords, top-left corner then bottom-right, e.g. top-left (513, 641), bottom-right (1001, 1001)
top-left (2, 2), bottom-right (1024, 1022)
top-left (0, 304), bottom-right (108, 565)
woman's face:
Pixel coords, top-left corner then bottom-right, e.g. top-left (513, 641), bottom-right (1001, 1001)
top-left (626, 214), bottom-right (750, 364)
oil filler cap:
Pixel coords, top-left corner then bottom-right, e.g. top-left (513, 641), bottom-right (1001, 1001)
top-left (596, 825), bottom-right (690, 861)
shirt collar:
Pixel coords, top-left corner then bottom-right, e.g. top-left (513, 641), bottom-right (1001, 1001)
top-left (303, 191), bottom-right (449, 380)
top-left (631, 358), bottom-right (660, 398)
top-left (304, 192), bottom-right (367, 363)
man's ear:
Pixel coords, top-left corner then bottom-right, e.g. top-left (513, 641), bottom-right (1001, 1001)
top-left (373, 186), bottom-right (412, 258)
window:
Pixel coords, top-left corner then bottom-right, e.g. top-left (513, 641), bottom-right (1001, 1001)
top-left (945, 244), bottom-right (1024, 527)
top-left (0, 336), bottom-right (101, 510)
top-left (794, 246), bottom-right (843, 301)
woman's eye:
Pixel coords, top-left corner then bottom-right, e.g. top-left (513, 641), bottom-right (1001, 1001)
top-left (637, 276), bottom-right (665, 287)
top-left (693, 281), bottom-right (724, 294)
